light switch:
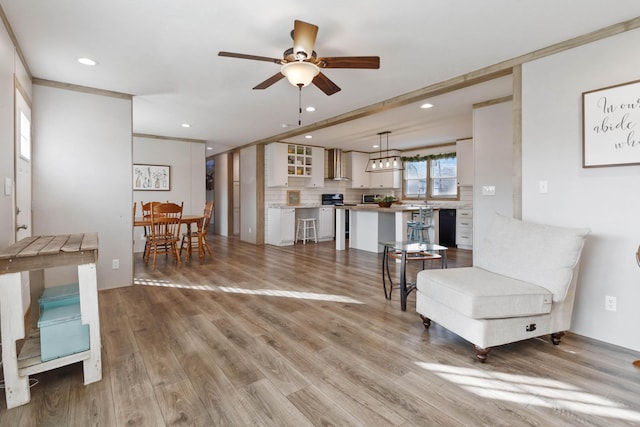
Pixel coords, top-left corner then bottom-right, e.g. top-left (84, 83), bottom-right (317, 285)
top-left (482, 185), bottom-right (496, 196)
top-left (4, 177), bottom-right (11, 196)
top-left (539, 180), bottom-right (548, 194)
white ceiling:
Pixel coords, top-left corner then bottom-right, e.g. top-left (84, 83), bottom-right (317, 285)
top-left (2, 1), bottom-right (640, 155)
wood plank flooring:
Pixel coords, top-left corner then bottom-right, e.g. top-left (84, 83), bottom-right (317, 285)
top-left (2, 236), bottom-right (640, 426)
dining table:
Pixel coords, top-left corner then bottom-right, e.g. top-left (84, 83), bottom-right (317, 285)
top-left (134, 214), bottom-right (206, 262)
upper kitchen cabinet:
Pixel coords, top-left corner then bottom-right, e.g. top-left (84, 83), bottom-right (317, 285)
top-left (306, 147), bottom-right (324, 188)
top-left (369, 150), bottom-right (401, 189)
top-left (266, 143), bottom-right (322, 187)
top-left (266, 142), bottom-right (289, 187)
top-left (456, 138), bottom-right (474, 187)
top-left (343, 151), bottom-right (370, 189)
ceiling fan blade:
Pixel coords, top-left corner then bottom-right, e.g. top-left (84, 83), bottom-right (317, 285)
top-left (293, 20), bottom-right (319, 59)
top-left (317, 56), bottom-right (380, 69)
top-left (218, 51), bottom-right (282, 64)
top-left (253, 72), bottom-right (285, 90)
top-left (313, 72), bottom-right (341, 96)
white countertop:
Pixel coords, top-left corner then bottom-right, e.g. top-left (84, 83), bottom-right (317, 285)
top-left (268, 204), bottom-right (325, 209)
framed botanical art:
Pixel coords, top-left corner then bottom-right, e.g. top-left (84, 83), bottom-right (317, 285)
top-left (286, 190), bottom-right (300, 206)
top-left (582, 79), bottom-right (640, 168)
top-left (133, 164), bottom-right (170, 190)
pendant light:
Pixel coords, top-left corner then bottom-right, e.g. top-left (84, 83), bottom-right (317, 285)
top-left (366, 131), bottom-right (404, 172)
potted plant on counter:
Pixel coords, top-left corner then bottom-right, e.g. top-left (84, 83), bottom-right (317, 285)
top-left (375, 195), bottom-right (396, 208)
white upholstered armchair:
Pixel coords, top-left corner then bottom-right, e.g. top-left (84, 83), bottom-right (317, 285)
top-left (416, 213), bottom-right (590, 362)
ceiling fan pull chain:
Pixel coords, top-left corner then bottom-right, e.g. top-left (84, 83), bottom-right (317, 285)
top-left (298, 86), bottom-right (303, 126)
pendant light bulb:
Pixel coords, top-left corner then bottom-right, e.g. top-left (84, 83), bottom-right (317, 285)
top-left (372, 161), bottom-right (376, 169)
top-left (385, 159), bottom-right (390, 168)
top-left (393, 157), bottom-right (398, 167)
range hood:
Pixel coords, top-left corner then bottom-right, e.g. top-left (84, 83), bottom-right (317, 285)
top-left (326, 149), bottom-right (351, 180)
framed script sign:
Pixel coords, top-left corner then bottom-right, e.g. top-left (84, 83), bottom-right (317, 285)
top-left (582, 79), bottom-right (640, 168)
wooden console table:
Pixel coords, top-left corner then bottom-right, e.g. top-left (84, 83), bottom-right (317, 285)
top-left (0, 233), bottom-right (102, 409)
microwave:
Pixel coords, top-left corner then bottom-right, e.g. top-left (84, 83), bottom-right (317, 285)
top-left (362, 194), bottom-right (381, 204)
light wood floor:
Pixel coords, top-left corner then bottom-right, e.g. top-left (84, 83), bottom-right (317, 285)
top-left (2, 236), bottom-right (640, 426)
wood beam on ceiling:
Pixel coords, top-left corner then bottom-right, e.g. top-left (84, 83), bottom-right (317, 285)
top-left (247, 15), bottom-right (640, 148)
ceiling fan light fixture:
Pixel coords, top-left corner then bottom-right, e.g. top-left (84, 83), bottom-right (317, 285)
top-left (281, 61), bottom-right (319, 88)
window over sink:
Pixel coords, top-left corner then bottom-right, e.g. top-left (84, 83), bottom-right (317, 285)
top-left (403, 154), bottom-right (458, 200)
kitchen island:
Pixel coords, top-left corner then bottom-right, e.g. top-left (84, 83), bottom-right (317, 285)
top-left (335, 204), bottom-right (440, 253)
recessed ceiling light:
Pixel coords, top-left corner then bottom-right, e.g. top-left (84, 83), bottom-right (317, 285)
top-left (305, 135), bottom-right (313, 139)
top-left (420, 103), bottom-right (434, 109)
top-left (207, 147), bottom-right (213, 150)
top-left (77, 57), bottom-right (97, 66)
top-left (305, 106), bottom-right (316, 112)
top-left (373, 144), bottom-right (379, 148)
top-left (281, 123), bottom-right (290, 128)
top-left (181, 123), bottom-right (191, 128)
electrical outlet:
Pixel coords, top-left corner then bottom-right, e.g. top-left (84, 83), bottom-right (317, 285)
top-left (605, 295), bottom-right (616, 312)
top-left (112, 259), bottom-right (120, 269)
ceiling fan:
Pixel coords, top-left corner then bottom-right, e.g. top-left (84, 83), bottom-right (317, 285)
top-left (218, 20), bottom-right (380, 96)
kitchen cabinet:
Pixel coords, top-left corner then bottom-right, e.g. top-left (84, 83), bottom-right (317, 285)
top-left (266, 143), bottom-right (289, 187)
top-left (306, 147), bottom-right (325, 188)
top-left (456, 138), bottom-right (474, 187)
top-left (369, 164), bottom-right (401, 190)
top-left (267, 143), bottom-right (319, 187)
top-left (317, 206), bottom-right (334, 241)
top-left (456, 207), bottom-right (473, 249)
top-left (267, 208), bottom-right (295, 246)
top-left (344, 151), bottom-right (370, 188)
top-left (287, 144), bottom-right (313, 177)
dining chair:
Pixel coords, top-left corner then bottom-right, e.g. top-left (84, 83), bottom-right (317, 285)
top-left (180, 201), bottom-right (214, 259)
top-left (140, 201), bottom-right (161, 258)
top-left (145, 202), bottom-right (183, 269)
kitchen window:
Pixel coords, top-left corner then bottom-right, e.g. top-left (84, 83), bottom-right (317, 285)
top-left (403, 160), bottom-right (427, 198)
top-left (403, 154), bottom-right (457, 200)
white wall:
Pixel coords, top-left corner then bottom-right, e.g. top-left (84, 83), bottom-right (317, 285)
top-left (0, 19), bottom-right (17, 248)
top-left (240, 145), bottom-right (257, 243)
top-left (132, 136), bottom-right (206, 253)
top-left (522, 28), bottom-right (640, 351)
top-left (473, 101), bottom-right (514, 259)
top-left (32, 84), bottom-right (133, 290)
top-left (214, 152), bottom-right (230, 236)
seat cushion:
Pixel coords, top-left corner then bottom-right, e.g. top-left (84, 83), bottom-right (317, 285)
top-left (416, 267), bottom-right (553, 319)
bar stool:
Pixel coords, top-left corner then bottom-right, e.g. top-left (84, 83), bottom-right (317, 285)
top-left (407, 206), bottom-right (434, 243)
top-left (296, 218), bottom-right (317, 244)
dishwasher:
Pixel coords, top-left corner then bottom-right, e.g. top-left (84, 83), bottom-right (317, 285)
top-left (439, 209), bottom-right (456, 247)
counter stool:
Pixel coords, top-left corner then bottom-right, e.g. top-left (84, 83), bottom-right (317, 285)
top-left (407, 206), bottom-right (434, 244)
top-left (296, 218), bottom-right (317, 244)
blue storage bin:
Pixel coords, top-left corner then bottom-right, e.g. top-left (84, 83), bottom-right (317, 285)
top-left (39, 283), bottom-right (79, 310)
top-left (37, 302), bottom-right (89, 362)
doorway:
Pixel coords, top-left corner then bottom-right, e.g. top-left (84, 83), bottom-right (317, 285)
top-left (15, 87), bottom-right (32, 242)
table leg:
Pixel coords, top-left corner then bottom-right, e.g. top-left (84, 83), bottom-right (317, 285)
top-left (196, 219), bottom-right (204, 263)
top-left (78, 263), bottom-right (102, 384)
top-left (382, 246), bottom-right (390, 300)
top-left (0, 272), bottom-right (31, 408)
top-left (400, 251), bottom-right (408, 311)
top-left (186, 223), bottom-right (193, 258)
